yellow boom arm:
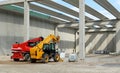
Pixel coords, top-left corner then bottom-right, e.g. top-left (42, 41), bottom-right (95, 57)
top-left (30, 34), bottom-right (60, 59)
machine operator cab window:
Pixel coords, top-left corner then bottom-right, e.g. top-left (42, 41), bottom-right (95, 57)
top-left (43, 43), bottom-right (56, 54)
top-left (28, 42), bottom-right (39, 47)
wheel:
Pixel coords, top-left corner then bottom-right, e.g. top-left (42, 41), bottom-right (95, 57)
top-left (42, 53), bottom-right (49, 63)
top-left (54, 53), bottom-right (60, 62)
top-left (24, 54), bottom-right (30, 61)
top-left (31, 59), bottom-right (36, 63)
top-left (13, 59), bottom-right (19, 61)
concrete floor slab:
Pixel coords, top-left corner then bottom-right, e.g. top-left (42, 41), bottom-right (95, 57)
top-left (0, 54), bottom-right (120, 73)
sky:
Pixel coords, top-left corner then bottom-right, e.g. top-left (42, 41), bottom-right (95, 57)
top-left (0, 0), bottom-right (120, 20)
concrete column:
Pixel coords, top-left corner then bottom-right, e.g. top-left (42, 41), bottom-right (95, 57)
top-left (79, 0), bottom-right (85, 60)
top-left (116, 21), bottom-right (120, 54)
top-left (76, 32), bottom-right (79, 54)
top-left (24, 0), bottom-right (30, 41)
top-left (75, 31), bottom-right (78, 53)
top-left (55, 25), bottom-right (58, 36)
top-left (55, 26), bottom-right (58, 49)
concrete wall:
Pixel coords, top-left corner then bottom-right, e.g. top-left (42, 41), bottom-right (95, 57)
top-left (116, 21), bottom-right (120, 54)
top-left (0, 10), bottom-right (75, 55)
top-left (1, 9), bottom-right (119, 56)
top-left (58, 28), bottom-right (75, 54)
top-left (85, 31), bottom-right (116, 54)
top-left (76, 31), bottom-right (116, 54)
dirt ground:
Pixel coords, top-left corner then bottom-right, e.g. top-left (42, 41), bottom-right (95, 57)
top-left (0, 54), bottom-right (120, 73)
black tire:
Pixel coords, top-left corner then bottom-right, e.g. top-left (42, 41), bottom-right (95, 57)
top-left (13, 59), bottom-right (19, 61)
top-left (31, 59), bottom-right (36, 63)
top-left (54, 53), bottom-right (60, 62)
top-left (42, 53), bottom-right (49, 63)
top-left (24, 54), bottom-right (30, 61)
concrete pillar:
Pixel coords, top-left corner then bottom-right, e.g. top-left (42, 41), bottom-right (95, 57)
top-left (55, 26), bottom-right (58, 49)
top-left (24, 0), bottom-right (30, 41)
top-left (75, 30), bottom-right (80, 54)
top-left (75, 31), bottom-right (77, 53)
top-left (79, 0), bottom-right (85, 60)
top-left (116, 21), bottom-right (120, 54)
top-left (55, 25), bottom-right (58, 36)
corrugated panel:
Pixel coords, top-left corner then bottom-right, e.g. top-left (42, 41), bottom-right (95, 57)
top-left (1, 5), bottom-right (66, 23)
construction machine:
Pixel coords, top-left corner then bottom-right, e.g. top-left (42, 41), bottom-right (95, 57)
top-left (11, 37), bottom-right (44, 61)
top-left (30, 34), bottom-right (60, 63)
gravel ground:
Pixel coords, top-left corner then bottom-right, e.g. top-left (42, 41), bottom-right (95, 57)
top-left (0, 54), bottom-right (120, 73)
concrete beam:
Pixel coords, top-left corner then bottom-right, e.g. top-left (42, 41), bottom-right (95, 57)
top-left (17, 3), bottom-right (76, 22)
top-left (37, 0), bottom-right (93, 22)
top-left (94, 0), bottom-right (120, 19)
top-left (1, 4), bottom-right (66, 24)
top-left (24, 0), bottom-right (30, 41)
top-left (76, 28), bottom-right (116, 33)
top-left (38, 0), bottom-right (78, 17)
top-left (85, 5), bottom-right (108, 20)
top-left (85, 28), bottom-right (116, 32)
top-left (58, 19), bottom-right (119, 28)
top-left (85, 16), bottom-right (93, 21)
top-left (29, 4), bottom-right (75, 22)
top-left (63, 0), bottom-right (108, 20)
top-left (58, 23), bottom-right (78, 28)
top-left (0, 0), bottom-right (39, 6)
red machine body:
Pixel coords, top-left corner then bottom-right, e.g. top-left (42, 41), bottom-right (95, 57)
top-left (11, 37), bottom-right (44, 61)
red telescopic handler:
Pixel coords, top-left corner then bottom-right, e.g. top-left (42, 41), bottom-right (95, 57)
top-left (11, 37), bottom-right (44, 61)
